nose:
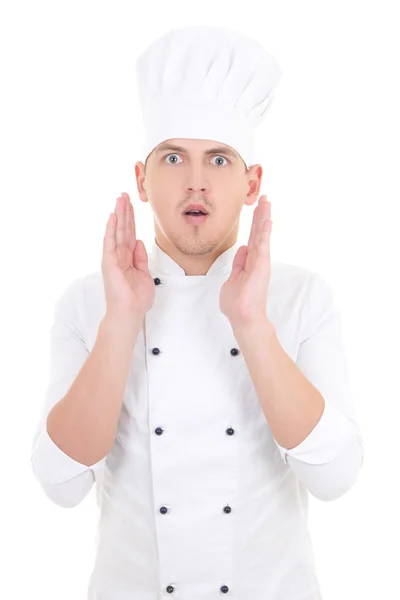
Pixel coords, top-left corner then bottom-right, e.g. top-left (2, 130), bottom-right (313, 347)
top-left (185, 166), bottom-right (210, 195)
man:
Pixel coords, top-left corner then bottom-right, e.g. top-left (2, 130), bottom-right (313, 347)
top-left (31, 25), bottom-right (364, 599)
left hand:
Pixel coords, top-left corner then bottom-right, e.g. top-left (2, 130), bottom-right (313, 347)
top-left (220, 195), bottom-right (272, 328)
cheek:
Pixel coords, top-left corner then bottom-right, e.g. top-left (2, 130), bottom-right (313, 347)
top-left (151, 191), bottom-right (175, 216)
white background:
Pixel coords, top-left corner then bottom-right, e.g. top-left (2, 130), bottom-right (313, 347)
top-left (1, 1), bottom-right (399, 598)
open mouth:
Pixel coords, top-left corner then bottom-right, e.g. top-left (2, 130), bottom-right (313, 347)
top-left (183, 210), bottom-right (209, 224)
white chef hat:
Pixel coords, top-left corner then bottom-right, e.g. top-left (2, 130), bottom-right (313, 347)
top-left (135, 25), bottom-right (283, 170)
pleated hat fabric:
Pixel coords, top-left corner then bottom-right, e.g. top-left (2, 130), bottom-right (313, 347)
top-left (135, 25), bottom-right (283, 169)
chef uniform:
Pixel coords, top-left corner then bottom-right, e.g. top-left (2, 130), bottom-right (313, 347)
top-left (31, 26), bottom-right (364, 600)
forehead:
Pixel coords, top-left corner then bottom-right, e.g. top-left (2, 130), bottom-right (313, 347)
top-left (153, 139), bottom-right (239, 158)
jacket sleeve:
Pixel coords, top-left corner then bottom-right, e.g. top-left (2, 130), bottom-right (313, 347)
top-left (273, 271), bottom-right (364, 501)
top-left (31, 277), bottom-right (106, 508)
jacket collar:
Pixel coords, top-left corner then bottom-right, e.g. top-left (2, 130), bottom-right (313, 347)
top-left (148, 238), bottom-right (241, 277)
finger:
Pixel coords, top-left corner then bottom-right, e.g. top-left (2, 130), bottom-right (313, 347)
top-left (123, 194), bottom-right (136, 252)
top-left (258, 216), bottom-right (272, 264)
top-left (257, 196), bottom-right (270, 244)
top-left (103, 212), bottom-right (116, 258)
top-left (260, 217), bottom-right (272, 244)
top-left (247, 205), bottom-right (259, 254)
top-left (115, 196), bottom-right (125, 247)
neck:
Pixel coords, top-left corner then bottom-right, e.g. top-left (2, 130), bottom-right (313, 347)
top-left (154, 224), bottom-right (238, 276)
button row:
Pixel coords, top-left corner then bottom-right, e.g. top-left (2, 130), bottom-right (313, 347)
top-left (154, 275), bottom-right (231, 596)
top-left (159, 504), bottom-right (232, 515)
top-left (166, 584), bottom-right (229, 594)
top-left (151, 347), bottom-right (240, 356)
top-left (155, 427), bottom-right (235, 436)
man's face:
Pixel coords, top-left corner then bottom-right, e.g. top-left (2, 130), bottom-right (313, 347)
top-left (134, 138), bottom-right (262, 266)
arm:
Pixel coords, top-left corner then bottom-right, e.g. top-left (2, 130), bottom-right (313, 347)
top-left (233, 272), bottom-right (364, 501)
top-left (31, 277), bottom-right (142, 508)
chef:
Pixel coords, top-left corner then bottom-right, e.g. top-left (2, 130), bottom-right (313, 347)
top-left (31, 25), bottom-right (364, 600)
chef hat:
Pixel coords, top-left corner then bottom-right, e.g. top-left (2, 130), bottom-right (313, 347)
top-left (135, 25), bottom-right (283, 169)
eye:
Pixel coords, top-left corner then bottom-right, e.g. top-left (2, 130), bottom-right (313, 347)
top-left (164, 153), bottom-right (182, 164)
top-left (211, 155), bottom-right (229, 166)
top-left (163, 153), bottom-right (230, 166)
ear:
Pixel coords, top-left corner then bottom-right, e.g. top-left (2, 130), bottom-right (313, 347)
top-left (135, 162), bottom-right (148, 204)
top-left (243, 164), bottom-right (263, 207)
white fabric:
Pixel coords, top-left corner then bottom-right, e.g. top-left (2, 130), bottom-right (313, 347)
top-left (135, 25), bottom-right (283, 168)
top-left (31, 241), bottom-right (364, 599)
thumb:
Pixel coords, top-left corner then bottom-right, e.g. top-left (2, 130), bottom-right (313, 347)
top-left (133, 240), bottom-right (149, 273)
top-left (230, 245), bottom-right (247, 277)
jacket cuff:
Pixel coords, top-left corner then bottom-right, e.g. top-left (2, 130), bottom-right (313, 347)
top-left (273, 399), bottom-right (356, 465)
top-left (31, 427), bottom-right (97, 485)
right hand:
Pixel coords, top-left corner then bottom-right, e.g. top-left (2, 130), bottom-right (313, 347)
top-left (101, 192), bottom-right (155, 319)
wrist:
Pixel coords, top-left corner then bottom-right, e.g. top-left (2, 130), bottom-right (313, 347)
top-left (231, 315), bottom-right (276, 337)
top-left (102, 311), bottom-right (143, 336)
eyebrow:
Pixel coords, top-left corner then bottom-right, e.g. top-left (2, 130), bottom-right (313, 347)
top-left (154, 143), bottom-right (238, 159)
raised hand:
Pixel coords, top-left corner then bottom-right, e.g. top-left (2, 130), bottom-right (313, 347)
top-left (101, 192), bottom-right (155, 319)
top-left (220, 195), bottom-right (272, 328)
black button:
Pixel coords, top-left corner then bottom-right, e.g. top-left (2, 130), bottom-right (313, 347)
top-left (160, 506), bottom-right (168, 514)
top-left (154, 277), bottom-right (161, 285)
top-left (220, 585), bottom-right (229, 593)
top-left (230, 348), bottom-right (239, 356)
top-left (226, 428), bottom-right (235, 436)
top-left (152, 347), bottom-right (160, 355)
top-left (155, 427), bottom-right (163, 435)
top-left (223, 505), bottom-right (231, 514)
top-left (166, 585), bottom-right (174, 593)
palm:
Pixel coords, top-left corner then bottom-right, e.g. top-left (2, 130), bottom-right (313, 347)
top-left (220, 195), bottom-right (272, 325)
top-left (109, 243), bottom-right (155, 314)
top-left (102, 193), bottom-right (155, 316)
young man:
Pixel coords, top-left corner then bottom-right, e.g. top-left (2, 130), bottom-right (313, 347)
top-left (31, 26), bottom-right (364, 599)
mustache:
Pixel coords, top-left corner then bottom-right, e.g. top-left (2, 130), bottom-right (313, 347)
top-left (182, 195), bottom-right (211, 209)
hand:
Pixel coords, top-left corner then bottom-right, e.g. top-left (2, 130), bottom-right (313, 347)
top-left (101, 192), bottom-right (155, 319)
top-left (220, 195), bottom-right (272, 328)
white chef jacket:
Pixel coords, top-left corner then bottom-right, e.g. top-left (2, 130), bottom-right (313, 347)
top-left (31, 238), bottom-right (364, 600)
